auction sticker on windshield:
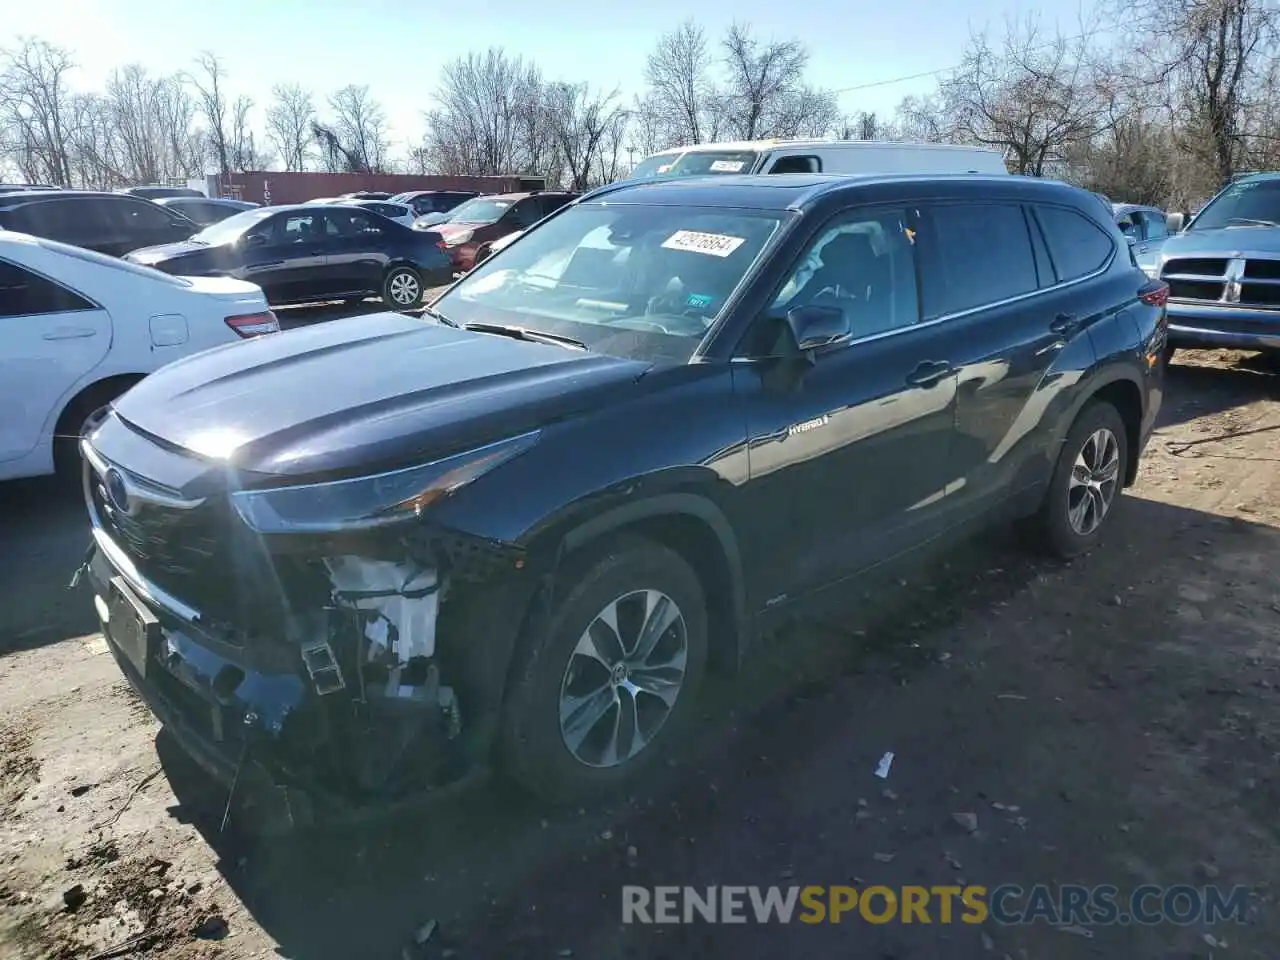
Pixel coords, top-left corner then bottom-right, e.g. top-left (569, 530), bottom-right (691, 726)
top-left (709, 159), bottom-right (746, 173)
top-left (662, 230), bottom-right (746, 257)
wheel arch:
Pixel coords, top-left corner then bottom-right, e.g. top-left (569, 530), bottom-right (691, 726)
top-left (51, 373), bottom-right (146, 468)
top-left (541, 492), bottom-right (749, 677)
top-left (1054, 368), bottom-right (1145, 487)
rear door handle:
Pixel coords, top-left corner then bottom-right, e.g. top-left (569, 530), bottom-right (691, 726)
top-left (905, 360), bottom-right (953, 387)
top-left (43, 327), bottom-right (97, 340)
top-left (1049, 313), bottom-right (1081, 336)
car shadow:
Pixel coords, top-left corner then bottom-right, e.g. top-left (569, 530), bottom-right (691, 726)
top-left (1157, 348), bottom-right (1277, 430)
top-left (156, 500), bottom-right (1195, 960)
top-left (0, 477), bottom-right (97, 656)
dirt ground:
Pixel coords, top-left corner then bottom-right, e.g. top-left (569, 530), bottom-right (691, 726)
top-left (1, 343), bottom-right (1277, 960)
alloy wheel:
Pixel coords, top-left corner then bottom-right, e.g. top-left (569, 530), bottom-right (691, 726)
top-left (1067, 427), bottom-right (1120, 536)
top-left (557, 589), bottom-right (689, 769)
top-left (388, 271), bottom-right (420, 305)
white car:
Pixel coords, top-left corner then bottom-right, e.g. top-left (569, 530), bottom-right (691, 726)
top-left (0, 231), bottom-right (279, 481)
top-left (346, 199), bottom-right (418, 228)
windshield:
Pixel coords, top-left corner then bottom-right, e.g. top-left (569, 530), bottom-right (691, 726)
top-left (191, 207), bottom-right (275, 245)
top-left (447, 197), bottom-right (514, 225)
top-left (1189, 178), bottom-right (1280, 230)
top-left (629, 149), bottom-right (761, 180)
top-left (435, 202), bottom-right (786, 362)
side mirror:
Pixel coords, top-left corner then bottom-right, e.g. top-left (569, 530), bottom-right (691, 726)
top-left (785, 304), bottom-right (851, 353)
top-left (1166, 212), bottom-right (1185, 233)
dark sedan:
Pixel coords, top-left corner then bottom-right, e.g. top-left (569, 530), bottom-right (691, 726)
top-left (125, 203), bottom-right (452, 309)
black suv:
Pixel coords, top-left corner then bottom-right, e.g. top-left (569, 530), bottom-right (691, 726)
top-left (0, 190), bottom-right (196, 256)
top-left (80, 174), bottom-right (1167, 814)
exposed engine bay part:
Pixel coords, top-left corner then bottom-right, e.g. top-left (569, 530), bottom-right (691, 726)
top-left (323, 556), bottom-right (443, 698)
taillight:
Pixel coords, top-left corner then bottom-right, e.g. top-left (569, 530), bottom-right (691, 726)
top-left (225, 310), bottom-right (280, 338)
top-left (1139, 282), bottom-right (1169, 307)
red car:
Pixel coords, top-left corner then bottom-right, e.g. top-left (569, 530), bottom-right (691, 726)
top-left (434, 191), bottom-right (576, 271)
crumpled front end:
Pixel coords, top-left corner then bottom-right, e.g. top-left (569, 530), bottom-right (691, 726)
top-left (81, 435), bottom-right (537, 811)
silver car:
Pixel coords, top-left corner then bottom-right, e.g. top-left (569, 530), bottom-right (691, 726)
top-left (1113, 203), bottom-right (1171, 275)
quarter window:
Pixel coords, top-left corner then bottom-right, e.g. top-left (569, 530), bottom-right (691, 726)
top-left (0, 258), bottom-right (95, 317)
top-left (923, 203), bottom-right (1038, 317)
top-left (770, 207), bottom-right (921, 341)
top-left (1035, 205), bottom-right (1114, 281)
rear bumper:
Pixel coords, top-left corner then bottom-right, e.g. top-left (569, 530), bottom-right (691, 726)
top-left (1166, 301), bottom-right (1280, 351)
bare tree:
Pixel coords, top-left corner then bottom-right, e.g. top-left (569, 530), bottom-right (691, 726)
top-left (328, 84), bottom-right (389, 173)
top-left (424, 48), bottom-right (544, 175)
top-left (941, 17), bottom-right (1110, 175)
top-left (643, 20), bottom-right (718, 146)
top-left (266, 82), bottom-right (315, 171)
top-left (719, 23), bottom-right (837, 140)
top-left (0, 38), bottom-right (76, 185)
top-left (542, 83), bottom-right (626, 189)
top-left (1118, 0), bottom-right (1278, 181)
top-left (229, 94), bottom-right (270, 171)
top-left (189, 51), bottom-right (230, 175)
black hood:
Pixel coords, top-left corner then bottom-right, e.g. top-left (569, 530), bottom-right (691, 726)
top-left (112, 311), bottom-right (649, 481)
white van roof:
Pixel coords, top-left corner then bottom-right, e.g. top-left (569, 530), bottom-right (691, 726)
top-left (646, 139), bottom-right (1001, 158)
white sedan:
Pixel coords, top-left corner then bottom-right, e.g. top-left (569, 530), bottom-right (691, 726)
top-left (345, 199), bottom-right (419, 228)
top-left (0, 231), bottom-right (278, 481)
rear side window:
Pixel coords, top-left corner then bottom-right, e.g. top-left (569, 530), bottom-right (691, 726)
top-left (537, 195), bottom-right (572, 217)
top-left (110, 198), bottom-right (183, 232)
top-left (0, 257), bottom-right (96, 317)
top-left (922, 203), bottom-right (1038, 317)
top-left (769, 155), bottom-right (821, 174)
top-left (7, 199), bottom-right (89, 244)
top-left (1035, 206), bottom-right (1114, 281)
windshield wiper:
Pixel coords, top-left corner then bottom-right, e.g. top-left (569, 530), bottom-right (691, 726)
top-left (421, 303), bottom-right (458, 327)
top-left (463, 321), bottom-right (588, 351)
top-left (1226, 217), bottom-right (1279, 227)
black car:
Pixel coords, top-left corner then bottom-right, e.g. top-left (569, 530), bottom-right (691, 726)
top-left (124, 203), bottom-right (453, 309)
top-left (0, 190), bottom-right (197, 257)
top-left (155, 196), bottom-right (259, 225)
top-left (80, 173), bottom-right (1166, 816)
top-left (118, 185), bottom-right (207, 200)
top-left (391, 189), bottom-right (480, 218)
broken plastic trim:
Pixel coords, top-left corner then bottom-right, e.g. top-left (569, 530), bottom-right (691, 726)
top-left (230, 430), bottom-right (541, 534)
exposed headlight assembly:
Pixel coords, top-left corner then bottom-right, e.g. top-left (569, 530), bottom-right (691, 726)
top-left (231, 430), bottom-right (540, 534)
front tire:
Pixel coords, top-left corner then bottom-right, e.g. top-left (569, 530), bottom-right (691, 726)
top-left (500, 535), bottom-right (708, 804)
top-left (1026, 401), bottom-right (1129, 558)
top-left (382, 266), bottom-right (423, 309)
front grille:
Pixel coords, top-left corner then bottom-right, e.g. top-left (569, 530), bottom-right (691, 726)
top-left (1167, 279), bottom-right (1225, 300)
top-left (1243, 260), bottom-right (1280, 280)
top-left (90, 469), bottom-right (307, 639)
top-left (1165, 258), bottom-right (1228, 276)
top-left (1241, 282), bottom-right (1280, 307)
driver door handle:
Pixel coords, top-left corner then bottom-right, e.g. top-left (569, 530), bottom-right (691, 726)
top-left (905, 360), bottom-right (953, 387)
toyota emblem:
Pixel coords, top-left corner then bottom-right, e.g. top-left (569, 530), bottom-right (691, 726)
top-left (104, 468), bottom-right (129, 513)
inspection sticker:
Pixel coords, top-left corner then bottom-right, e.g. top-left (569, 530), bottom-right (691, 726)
top-left (662, 230), bottom-right (746, 257)
top-left (709, 159), bottom-right (746, 173)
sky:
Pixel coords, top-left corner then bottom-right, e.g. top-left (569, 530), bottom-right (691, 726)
top-left (7, 0), bottom-right (1102, 157)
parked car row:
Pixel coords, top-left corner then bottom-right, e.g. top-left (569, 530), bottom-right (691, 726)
top-left (75, 168), bottom-right (1170, 816)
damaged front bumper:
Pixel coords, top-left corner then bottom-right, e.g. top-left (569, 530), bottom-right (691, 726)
top-left (82, 449), bottom-right (539, 815)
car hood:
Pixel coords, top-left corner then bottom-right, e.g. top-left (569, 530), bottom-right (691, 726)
top-left (1161, 225), bottom-right (1280, 259)
top-left (126, 240), bottom-right (216, 265)
top-left (435, 222), bottom-right (483, 241)
top-left (182, 274), bottom-right (264, 301)
top-left (112, 310), bottom-right (648, 481)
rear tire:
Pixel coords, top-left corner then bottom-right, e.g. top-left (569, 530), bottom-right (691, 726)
top-left (382, 266), bottom-right (423, 309)
top-left (500, 535), bottom-right (709, 804)
top-left (1024, 401), bottom-right (1129, 558)
top-left (53, 382), bottom-right (138, 479)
